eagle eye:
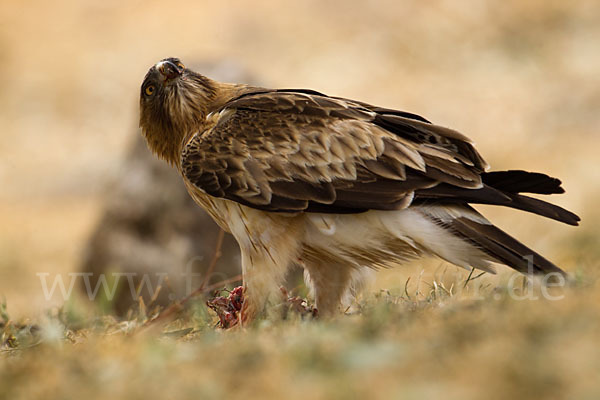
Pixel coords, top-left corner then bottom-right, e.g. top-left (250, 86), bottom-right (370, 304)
top-left (145, 85), bottom-right (155, 96)
top-left (177, 62), bottom-right (185, 69)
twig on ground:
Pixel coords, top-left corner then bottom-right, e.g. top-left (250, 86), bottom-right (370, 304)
top-left (404, 277), bottom-right (412, 300)
top-left (140, 273), bottom-right (243, 330)
top-left (199, 228), bottom-right (225, 291)
top-left (140, 229), bottom-right (230, 329)
top-left (463, 268), bottom-right (475, 289)
top-left (464, 268), bottom-right (486, 289)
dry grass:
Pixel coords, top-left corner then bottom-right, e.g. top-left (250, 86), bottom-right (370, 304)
top-left (2, 264), bottom-right (600, 400)
top-left (1, 0), bottom-right (599, 399)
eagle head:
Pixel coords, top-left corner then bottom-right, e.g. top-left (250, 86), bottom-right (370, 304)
top-left (139, 57), bottom-right (216, 166)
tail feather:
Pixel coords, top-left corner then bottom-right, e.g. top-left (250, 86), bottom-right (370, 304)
top-left (502, 192), bottom-right (580, 226)
top-left (481, 170), bottom-right (564, 195)
top-left (437, 207), bottom-right (567, 276)
top-left (415, 169), bottom-right (580, 226)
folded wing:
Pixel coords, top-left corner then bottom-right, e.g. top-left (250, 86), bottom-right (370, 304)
top-left (182, 90), bottom-right (491, 213)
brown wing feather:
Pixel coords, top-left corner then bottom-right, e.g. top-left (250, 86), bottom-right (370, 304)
top-left (181, 90), bottom-right (489, 213)
top-left (181, 91), bottom-right (487, 212)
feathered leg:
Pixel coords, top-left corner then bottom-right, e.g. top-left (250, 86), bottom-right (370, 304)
top-left (226, 205), bottom-right (304, 325)
top-left (238, 247), bottom-right (294, 324)
top-left (303, 262), bottom-right (353, 317)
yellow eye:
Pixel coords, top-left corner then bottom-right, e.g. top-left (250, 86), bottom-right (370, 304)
top-left (145, 85), bottom-right (155, 96)
top-left (177, 62), bottom-right (185, 69)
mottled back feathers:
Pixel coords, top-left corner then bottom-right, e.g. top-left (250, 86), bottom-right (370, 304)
top-left (181, 90), bottom-right (490, 214)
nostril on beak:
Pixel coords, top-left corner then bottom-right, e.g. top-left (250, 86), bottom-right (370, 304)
top-left (157, 60), bottom-right (181, 80)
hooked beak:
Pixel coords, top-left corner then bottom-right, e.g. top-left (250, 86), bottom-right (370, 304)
top-left (156, 60), bottom-right (182, 81)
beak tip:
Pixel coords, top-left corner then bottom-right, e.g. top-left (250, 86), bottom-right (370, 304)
top-left (156, 60), bottom-right (182, 80)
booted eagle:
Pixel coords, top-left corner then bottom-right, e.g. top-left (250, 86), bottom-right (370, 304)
top-left (139, 58), bottom-right (579, 320)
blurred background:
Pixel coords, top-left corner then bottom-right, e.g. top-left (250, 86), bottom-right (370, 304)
top-left (1, 0), bottom-right (599, 318)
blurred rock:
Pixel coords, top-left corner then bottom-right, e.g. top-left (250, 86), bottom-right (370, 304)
top-left (79, 61), bottom-right (257, 315)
